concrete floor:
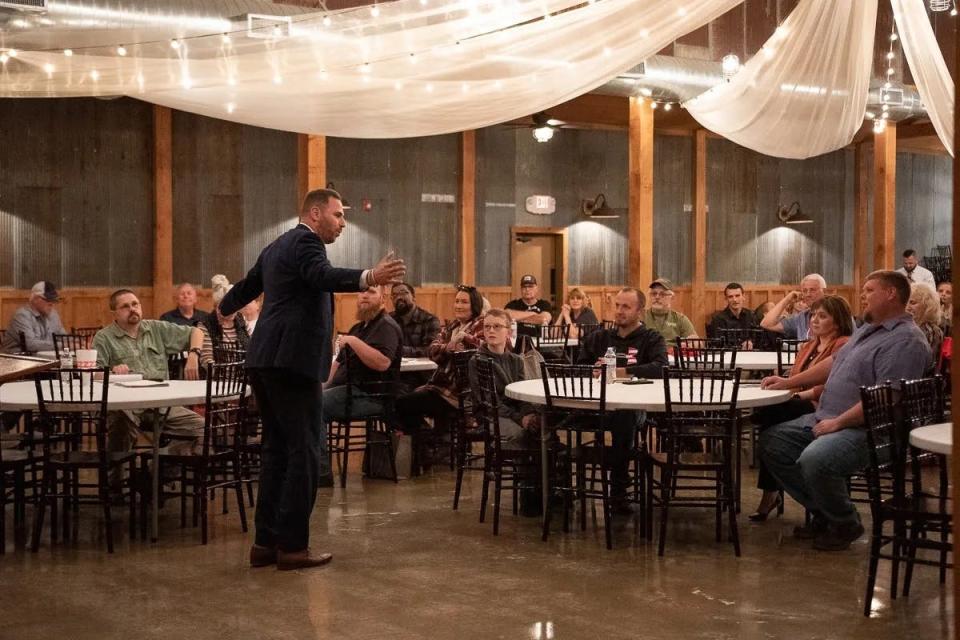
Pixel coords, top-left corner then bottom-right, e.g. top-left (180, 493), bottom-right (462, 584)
top-left (0, 467), bottom-right (953, 640)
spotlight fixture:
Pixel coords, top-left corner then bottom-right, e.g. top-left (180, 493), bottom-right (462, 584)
top-left (581, 193), bottom-right (620, 219)
top-left (777, 201), bottom-right (813, 225)
top-left (533, 126), bottom-right (554, 143)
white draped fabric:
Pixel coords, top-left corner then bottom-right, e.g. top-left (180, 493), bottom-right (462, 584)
top-left (2, 0), bottom-right (744, 138)
top-left (683, 0), bottom-right (878, 160)
top-left (892, 0), bottom-right (955, 156)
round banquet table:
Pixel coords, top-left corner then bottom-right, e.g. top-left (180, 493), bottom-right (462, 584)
top-left (667, 351), bottom-right (781, 371)
top-left (909, 422), bottom-right (951, 456)
top-left (505, 378), bottom-right (792, 524)
top-left (0, 379), bottom-right (238, 541)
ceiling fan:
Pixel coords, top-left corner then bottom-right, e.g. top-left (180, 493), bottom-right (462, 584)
top-left (502, 111), bottom-right (572, 142)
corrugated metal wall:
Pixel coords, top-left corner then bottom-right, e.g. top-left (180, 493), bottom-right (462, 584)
top-left (896, 152), bottom-right (952, 260)
top-left (325, 135), bottom-right (461, 286)
top-left (0, 97), bottom-right (154, 287)
top-left (171, 111), bottom-right (298, 287)
top-left (706, 139), bottom-right (854, 286)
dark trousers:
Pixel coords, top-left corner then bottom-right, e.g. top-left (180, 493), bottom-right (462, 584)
top-left (395, 387), bottom-right (457, 432)
top-left (249, 368), bottom-right (323, 552)
top-left (610, 411), bottom-right (642, 499)
top-left (752, 397), bottom-right (815, 491)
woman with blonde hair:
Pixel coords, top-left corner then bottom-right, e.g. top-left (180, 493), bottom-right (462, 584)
top-left (554, 287), bottom-right (599, 337)
top-left (198, 274), bottom-right (251, 366)
top-left (907, 283), bottom-right (943, 374)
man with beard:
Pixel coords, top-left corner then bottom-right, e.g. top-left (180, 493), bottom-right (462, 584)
top-left (896, 248), bottom-right (937, 292)
top-left (389, 282), bottom-right (440, 357)
top-left (643, 279), bottom-right (697, 344)
top-left (323, 285), bottom-right (403, 424)
top-left (93, 289), bottom-right (205, 464)
top-left (577, 287), bottom-right (667, 511)
top-left (759, 271), bottom-right (930, 550)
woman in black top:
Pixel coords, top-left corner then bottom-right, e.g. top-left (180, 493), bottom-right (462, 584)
top-left (553, 288), bottom-right (599, 338)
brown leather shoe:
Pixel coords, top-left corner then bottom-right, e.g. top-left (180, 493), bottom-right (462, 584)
top-left (249, 544), bottom-right (277, 567)
top-left (276, 548), bottom-right (334, 571)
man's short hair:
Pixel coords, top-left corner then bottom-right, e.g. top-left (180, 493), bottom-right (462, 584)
top-left (176, 282), bottom-right (196, 292)
top-left (866, 270), bottom-right (911, 306)
top-left (109, 289), bottom-right (137, 311)
top-left (801, 273), bottom-right (827, 288)
top-left (617, 287), bottom-right (646, 309)
top-left (301, 188), bottom-right (342, 214)
top-left (392, 282), bottom-right (415, 297)
top-left (903, 249), bottom-right (918, 258)
top-left (724, 282), bottom-right (744, 294)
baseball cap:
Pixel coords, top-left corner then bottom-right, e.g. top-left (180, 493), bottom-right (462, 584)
top-left (649, 278), bottom-right (674, 292)
top-left (520, 274), bottom-right (537, 286)
top-left (30, 281), bottom-right (60, 302)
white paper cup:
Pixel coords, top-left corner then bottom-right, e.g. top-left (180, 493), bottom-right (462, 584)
top-left (76, 349), bottom-right (98, 369)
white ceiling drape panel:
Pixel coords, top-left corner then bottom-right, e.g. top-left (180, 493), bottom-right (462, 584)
top-left (683, 0), bottom-right (878, 159)
top-left (891, 0), bottom-right (955, 156)
top-left (1, 0), bottom-right (745, 137)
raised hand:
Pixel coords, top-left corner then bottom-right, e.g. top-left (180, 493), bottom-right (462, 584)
top-left (370, 251), bottom-right (406, 286)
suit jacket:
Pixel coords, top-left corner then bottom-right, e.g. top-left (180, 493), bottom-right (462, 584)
top-left (220, 223), bottom-right (364, 382)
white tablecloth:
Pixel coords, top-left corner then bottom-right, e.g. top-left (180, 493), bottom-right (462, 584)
top-left (666, 351), bottom-right (782, 371)
top-left (910, 422), bottom-right (951, 456)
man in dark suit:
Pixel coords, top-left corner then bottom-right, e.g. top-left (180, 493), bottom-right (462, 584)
top-left (220, 188), bottom-right (405, 571)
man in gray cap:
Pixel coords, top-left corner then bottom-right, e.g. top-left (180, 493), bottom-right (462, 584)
top-left (2, 281), bottom-right (66, 354)
top-left (505, 274), bottom-right (553, 325)
top-left (644, 278), bottom-right (698, 344)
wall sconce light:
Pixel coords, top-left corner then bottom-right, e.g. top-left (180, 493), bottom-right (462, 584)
top-left (777, 201), bottom-right (813, 225)
top-left (581, 193), bottom-right (620, 219)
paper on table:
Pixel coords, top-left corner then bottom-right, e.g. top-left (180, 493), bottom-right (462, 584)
top-left (116, 380), bottom-right (169, 388)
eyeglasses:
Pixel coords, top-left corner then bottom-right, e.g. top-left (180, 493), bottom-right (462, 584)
top-left (649, 290), bottom-right (673, 298)
top-left (483, 323), bottom-right (509, 331)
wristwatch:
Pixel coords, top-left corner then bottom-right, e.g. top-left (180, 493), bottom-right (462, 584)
top-left (188, 347), bottom-right (202, 358)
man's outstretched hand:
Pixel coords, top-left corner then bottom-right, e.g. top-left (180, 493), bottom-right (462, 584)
top-left (370, 252), bottom-right (406, 286)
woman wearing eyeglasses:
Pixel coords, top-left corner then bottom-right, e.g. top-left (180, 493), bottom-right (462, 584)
top-left (395, 285), bottom-right (485, 455)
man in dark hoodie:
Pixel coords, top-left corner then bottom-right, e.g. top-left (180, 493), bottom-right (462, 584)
top-left (578, 287), bottom-right (668, 510)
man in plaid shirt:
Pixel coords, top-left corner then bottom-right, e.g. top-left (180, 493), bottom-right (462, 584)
top-left (389, 282), bottom-right (441, 357)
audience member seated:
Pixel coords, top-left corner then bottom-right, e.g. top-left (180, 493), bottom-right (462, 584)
top-left (469, 307), bottom-right (541, 514)
top-left (759, 271), bottom-right (930, 551)
top-left (896, 248), bottom-right (936, 291)
top-left (643, 279), bottom-right (697, 344)
top-left (1, 281), bottom-right (66, 354)
top-left (197, 275), bottom-right (251, 367)
top-left (323, 285), bottom-right (403, 423)
top-left (92, 289), bottom-right (204, 485)
top-left (240, 297), bottom-right (261, 334)
top-left (907, 282), bottom-right (943, 374)
top-left (395, 285), bottom-right (484, 437)
top-left (578, 287), bottom-right (668, 511)
top-left (389, 282), bottom-right (441, 358)
top-left (760, 273), bottom-right (827, 340)
top-left (553, 287), bottom-right (599, 338)
top-left (159, 282), bottom-right (210, 326)
top-left (937, 281), bottom-right (952, 334)
top-left (505, 275), bottom-right (553, 325)
top-left (748, 295), bottom-right (853, 521)
top-left (706, 282), bottom-right (757, 346)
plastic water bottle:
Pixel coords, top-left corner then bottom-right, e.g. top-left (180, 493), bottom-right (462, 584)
top-left (510, 320), bottom-right (518, 345)
top-left (603, 347), bottom-right (617, 384)
top-left (59, 348), bottom-right (73, 383)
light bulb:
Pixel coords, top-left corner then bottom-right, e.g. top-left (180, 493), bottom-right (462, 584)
top-left (886, 67), bottom-right (895, 76)
top-left (227, 75), bottom-right (237, 86)
top-left (425, 83), bottom-right (434, 92)
top-left (222, 33), bottom-right (231, 44)
top-left (170, 39), bottom-right (181, 50)
top-left (370, 4), bottom-right (380, 17)
top-left (461, 82), bottom-right (469, 93)
top-left (884, 81), bottom-right (892, 89)
top-left (394, 81), bottom-right (403, 90)
top-left (890, 33), bottom-right (898, 41)
top-left (63, 49), bottom-right (73, 57)
top-left (273, 75), bottom-right (283, 85)
top-left (319, 70), bottom-right (328, 80)
top-left (952, 7), bottom-right (958, 15)
top-left (409, 52), bottom-right (417, 64)
top-left (664, 103), bottom-right (673, 111)
top-left (322, 15), bottom-right (332, 27)
top-left (886, 52), bottom-right (895, 60)
top-left (721, 53), bottom-right (740, 80)
top-left (677, 7), bottom-right (687, 17)
top-left (43, 63), bottom-right (54, 74)
top-left (117, 45), bottom-right (127, 56)
top-left (420, 0), bottom-right (428, 5)
top-left (90, 69), bottom-right (99, 80)
top-left (361, 62), bottom-right (371, 73)
top-left (226, 102), bottom-right (236, 114)
top-left (533, 126), bottom-right (554, 143)
top-left (0, 53), bottom-right (8, 64)
top-left (651, 101), bottom-right (658, 110)
top-left (181, 76), bottom-right (192, 89)
top-left (602, 47), bottom-right (612, 57)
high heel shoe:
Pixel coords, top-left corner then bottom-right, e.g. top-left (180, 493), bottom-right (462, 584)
top-left (748, 494), bottom-right (783, 522)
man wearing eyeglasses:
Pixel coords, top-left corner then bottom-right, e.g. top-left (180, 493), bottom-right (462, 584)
top-left (643, 279), bottom-right (697, 344)
top-left (760, 273), bottom-right (827, 340)
top-left (389, 282), bottom-right (440, 358)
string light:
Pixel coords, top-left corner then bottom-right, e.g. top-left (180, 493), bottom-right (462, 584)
top-left (43, 63), bottom-right (54, 75)
top-left (873, 19), bottom-right (901, 134)
top-left (273, 74), bottom-right (283, 85)
top-left (602, 46), bottom-right (611, 57)
top-left (322, 15), bottom-right (332, 27)
top-left (221, 33), bottom-right (231, 44)
top-left (116, 45), bottom-right (127, 56)
top-left (663, 102), bottom-right (673, 111)
top-left (90, 69), bottom-right (99, 81)
top-left (170, 39), bottom-right (181, 50)
top-left (361, 62), bottom-right (372, 73)
top-left (7, 49), bottom-right (17, 58)
top-left (650, 101), bottom-right (658, 110)
top-left (319, 69), bottom-right (328, 80)
top-left (461, 82), bottom-right (469, 93)
top-left (226, 102), bottom-right (236, 113)
top-left (227, 75), bottom-right (237, 86)
top-left (409, 52), bottom-right (418, 64)
top-left (0, 53), bottom-right (8, 64)
top-left (63, 49), bottom-right (73, 57)
top-left (394, 80), bottom-right (403, 90)
top-left (425, 83), bottom-right (434, 92)
top-left (420, 0), bottom-right (428, 5)
top-left (370, 4), bottom-right (380, 17)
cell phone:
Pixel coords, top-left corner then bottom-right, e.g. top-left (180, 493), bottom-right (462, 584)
top-left (622, 378), bottom-right (653, 385)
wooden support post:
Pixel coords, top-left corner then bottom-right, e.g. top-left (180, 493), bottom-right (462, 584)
top-left (297, 134), bottom-right (327, 205)
top-left (952, 32), bottom-right (959, 634)
top-left (691, 129), bottom-right (708, 333)
top-left (460, 130), bottom-right (476, 285)
top-left (628, 96), bottom-right (654, 289)
top-left (873, 122), bottom-right (896, 271)
top-left (853, 142), bottom-right (869, 286)
top-left (153, 105), bottom-right (173, 311)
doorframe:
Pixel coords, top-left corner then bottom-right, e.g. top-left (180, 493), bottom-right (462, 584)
top-left (510, 226), bottom-right (568, 305)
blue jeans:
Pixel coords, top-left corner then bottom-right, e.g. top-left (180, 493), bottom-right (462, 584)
top-left (758, 414), bottom-right (868, 527)
top-left (322, 385), bottom-right (388, 424)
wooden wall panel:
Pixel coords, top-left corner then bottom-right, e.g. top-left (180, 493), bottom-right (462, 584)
top-left (653, 135), bottom-right (693, 284)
